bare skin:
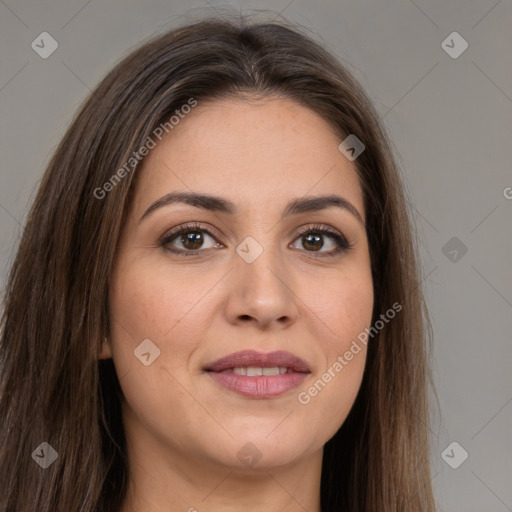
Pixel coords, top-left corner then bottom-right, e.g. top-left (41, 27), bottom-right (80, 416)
top-left (103, 95), bottom-right (374, 512)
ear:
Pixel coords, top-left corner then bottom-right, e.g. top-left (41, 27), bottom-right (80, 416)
top-left (99, 336), bottom-right (113, 360)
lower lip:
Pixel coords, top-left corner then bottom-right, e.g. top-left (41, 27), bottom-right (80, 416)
top-left (207, 371), bottom-right (308, 398)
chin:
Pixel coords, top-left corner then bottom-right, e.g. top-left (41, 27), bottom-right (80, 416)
top-left (203, 426), bottom-right (319, 471)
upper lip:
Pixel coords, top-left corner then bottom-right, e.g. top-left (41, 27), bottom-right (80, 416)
top-left (204, 350), bottom-right (311, 373)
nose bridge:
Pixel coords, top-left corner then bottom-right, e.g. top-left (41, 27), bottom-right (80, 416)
top-left (236, 232), bottom-right (288, 296)
top-left (226, 231), bottom-right (298, 327)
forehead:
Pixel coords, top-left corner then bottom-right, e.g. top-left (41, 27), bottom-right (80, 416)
top-left (132, 95), bottom-right (364, 219)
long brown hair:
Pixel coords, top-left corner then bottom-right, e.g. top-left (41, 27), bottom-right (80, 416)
top-left (0, 15), bottom-right (437, 512)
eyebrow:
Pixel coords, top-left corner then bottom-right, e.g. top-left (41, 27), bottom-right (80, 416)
top-left (139, 192), bottom-right (365, 226)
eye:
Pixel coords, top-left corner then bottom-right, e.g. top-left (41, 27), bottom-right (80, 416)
top-left (290, 224), bottom-right (351, 257)
top-left (161, 222), bottom-right (351, 258)
top-left (161, 222), bottom-right (223, 256)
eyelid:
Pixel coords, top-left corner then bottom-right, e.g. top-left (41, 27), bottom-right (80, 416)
top-left (294, 223), bottom-right (346, 241)
top-left (162, 221), bottom-right (224, 243)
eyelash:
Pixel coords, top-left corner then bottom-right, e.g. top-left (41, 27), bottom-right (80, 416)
top-left (160, 221), bottom-right (352, 258)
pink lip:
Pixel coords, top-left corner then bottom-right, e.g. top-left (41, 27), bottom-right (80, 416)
top-left (204, 350), bottom-right (310, 399)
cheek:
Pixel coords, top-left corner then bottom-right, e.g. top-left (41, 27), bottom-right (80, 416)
top-left (109, 256), bottom-right (219, 345)
top-left (107, 259), bottom-right (220, 440)
top-left (298, 260), bottom-right (374, 349)
top-left (294, 266), bottom-right (373, 433)
top-left (333, 278), bottom-right (373, 346)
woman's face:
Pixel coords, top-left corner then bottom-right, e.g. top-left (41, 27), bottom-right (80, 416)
top-left (106, 96), bottom-right (374, 472)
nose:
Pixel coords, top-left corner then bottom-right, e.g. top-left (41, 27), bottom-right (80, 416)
top-left (223, 244), bottom-right (300, 330)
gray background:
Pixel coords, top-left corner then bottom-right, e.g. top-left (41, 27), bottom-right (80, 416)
top-left (1, 1), bottom-right (511, 510)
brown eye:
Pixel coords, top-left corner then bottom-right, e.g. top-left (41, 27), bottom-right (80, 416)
top-left (290, 225), bottom-right (351, 257)
top-left (179, 230), bottom-right (205, 250)
top-left (302, 233), bottom-right (324, 252)
top-left (161, 224), bottom-right (223, 256)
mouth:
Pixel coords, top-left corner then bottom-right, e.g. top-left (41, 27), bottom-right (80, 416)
top-left (203, 350), bottom-right (311, 399)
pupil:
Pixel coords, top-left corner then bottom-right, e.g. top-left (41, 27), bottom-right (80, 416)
top-left (182, 231), bottom-right (203, 249)
top-left (304, 233), bottom-right (322, 251)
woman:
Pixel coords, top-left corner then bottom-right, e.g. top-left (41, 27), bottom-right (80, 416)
top-left (0, 16), bottom-right (437, 512)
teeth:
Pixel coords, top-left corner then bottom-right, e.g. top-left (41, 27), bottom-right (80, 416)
top-left (247, 366), bottom-right (263, 376)
top-left (232, 366), bottom-right (288, 376)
